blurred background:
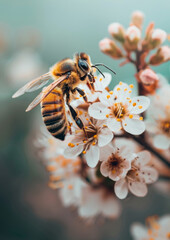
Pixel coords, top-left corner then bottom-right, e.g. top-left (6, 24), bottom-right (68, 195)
top-left (0, 0), bottom-right (170, 239)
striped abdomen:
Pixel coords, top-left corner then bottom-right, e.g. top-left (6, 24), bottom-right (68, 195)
top-left (41, 88), bottom-right (67, 140)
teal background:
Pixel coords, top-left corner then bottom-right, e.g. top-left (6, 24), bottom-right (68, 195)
top-left (0, 0), bottom-right (170, 239)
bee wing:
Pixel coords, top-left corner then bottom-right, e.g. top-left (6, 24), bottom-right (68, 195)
top-left (12, 72), bottom-right (51, 98)
top-left (25, 74), bottom-right (68, 112)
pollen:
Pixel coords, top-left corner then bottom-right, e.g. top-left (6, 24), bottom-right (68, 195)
top-left (112, 169), bottom-right (116, 174)
top-left (117, 87), bottom-right (121, 91)
top-left (94, 76), bottom-right (97, 79)
top-left (86, 118), bottom-right (89, 121)
top-left (129, 90), bottom-right (132, 93)
top-left (70, 143), bottom-right (75, 147)
top-left (76, 143), bottom-right (79, 146)
top-left (119, 81), bottom-right (123, 85)
top-left (107, 95), bottom-right (110, 99)
top-left (117, 118), bottom-right (121, 122)
top-left (99, 77), bottom-right (103, 81)
top-left (124, 88), bottom-right (127, 91)
top-left (93, 135), bottom-right (97, 138)
top-left (139, 117), bottom-right (143, 120)
top-left (85, 126), bottom-right (88, 129)
top-left (103, 124), bottom-right (107, 127)
top-left (83, 150), bottom-right (86, 154)
top-left (79, 110), bottom-right (83, 115)
top-left (109, 91), bottom-right (113, 95)
top-left (46, 165), bottom-right (56, 172)
top-left (83, 140), bottom-right (87, 143)
top-left (68, 142), bottom-right (72, 147)
top-left (106, 114), bottom-right (109, 118)
top-left (129, 114), bottom-right (133, 119)
top-left (129, 100), bottom-right (132, 103)
top-left (129, 84), bottom-right (134, 88)
top-left (133, 102), bottom-right (136, 106)
top-left (92, 142), bottom-right (96, 145)
top-left (68, 184), bottom-right (73, 190)
top-left (138, 105), bottom-right (143, 109)
top-left (124, 123), bottom-right (127, 126)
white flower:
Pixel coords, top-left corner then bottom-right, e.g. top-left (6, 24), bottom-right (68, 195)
top-left (100, 142), bottom-right (134, 181)
top-left (59, 176), bottom-right (86, 207)
top-left (115, 151), bottom-right (158, 199)
top-left (64, 113), bottom-right (113, 168)
top-left (89, 82), bottom-right (150, 135)
top-left (131, 215), bottom-right (170, 240)
top-left (36, 128), bottom-right (81, 188)
top-left (78, 186), bottom-right (121, 219)
top-left (146, 85), bottom-right (170, 150)
top-left (74, 72), bottom-right (112, 104)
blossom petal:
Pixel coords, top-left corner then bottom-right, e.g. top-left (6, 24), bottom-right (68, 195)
top-left (64, 144), bottom-right (84, 158)
top-left (99, 144), bottom-right (116, 161)
top-left (128, 181), bottom-right (148, 197)
top-left (139, 166), bottom-right (158, 184)
top-left (98, 127), bottom-right (113, 147)
top-left (135, 150), bottom-right (151, 166)
top-left (129, 96), bottom-right (150, 114)
top-left (131, 224), bottom-right (148, 239)
top-left (102, 196), bottom-right (121, 218)
top-left (153, 134), bottom-right (170, 150)
top-left (85, 145), bottom-right (100, 168)
top-left (114, 178), bottom-right (128, 199)
top-left (122, 118), bottom-right (145, 135)
top-left (95, 72), bottom-right (112, 91)
top-left (88, 102), bottom-right (109, 120)
top-left (107, 118), bottom-right (122, 132)
top-left (100, 160), bottom-right (110, 177)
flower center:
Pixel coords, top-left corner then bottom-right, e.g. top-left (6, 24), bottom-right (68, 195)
top-left (111, 102), bottom-right (127, 119)
top-left (161, 120), bottom-right (170, 136)
top-left (108, 152), bottom-right (124, 170)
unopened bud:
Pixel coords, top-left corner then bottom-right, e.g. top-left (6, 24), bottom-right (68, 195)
top-left (140, 69), bottom-right (159, 85)
top-left (149, 29), bottom-right (167, 49)
top-left (124, 26), bottom-right (141, 51)
top-left (108, 23), bottom-right (125, 42)
top-left (131, 11), bottom-right (144, 29)
top-left (149, 46), bottom-right (170, 65)
top-left (99, 38), bottom-right (124, 59)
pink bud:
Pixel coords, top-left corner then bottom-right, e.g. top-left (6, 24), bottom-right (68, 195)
top-left (126, 26), bottom-right (141, 42)
top-left (159, 46), bottom-right (170, 61)
top-left (151, 29), bottom-right (167, 44)
top-left (99, 38), bottom-right (123, 59)
top-left (108, 23), bottom-right (125, 42)
top-left (131, 11), bottom-right (144, 29)
top-left (140, 69), bottom-right (159, 85)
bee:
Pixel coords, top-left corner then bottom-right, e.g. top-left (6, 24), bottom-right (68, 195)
top-left (12, 52), bottom-right (115, 140)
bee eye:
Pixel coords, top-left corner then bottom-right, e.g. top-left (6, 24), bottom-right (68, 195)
top-left (78, 60), bottom-right (89, 72)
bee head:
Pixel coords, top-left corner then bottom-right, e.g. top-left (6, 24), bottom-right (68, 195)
top-left (75, 52), bottom-right (92, 79)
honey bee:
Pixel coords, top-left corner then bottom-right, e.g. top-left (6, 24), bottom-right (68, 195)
top-left (12, 52), bottom-right (115, 140)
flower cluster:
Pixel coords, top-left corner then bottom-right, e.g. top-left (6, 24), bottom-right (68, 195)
top-left (131, 214), bottom-right (170, 240)
top-left (33, 11), bottom-right (170, 221)
top-left (36, 72), bottom-right (159, 220)
top-left (100, 10), bottom-right (170, 95)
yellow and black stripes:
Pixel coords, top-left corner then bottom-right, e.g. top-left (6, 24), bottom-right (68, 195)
top-left (41, 88), bottom-right (67, 140)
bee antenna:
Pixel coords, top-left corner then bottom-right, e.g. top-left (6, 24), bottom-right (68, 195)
top-left (91, 66), bottom-right (105, 78)
top-left (92, 63), bottom-right (116, 75)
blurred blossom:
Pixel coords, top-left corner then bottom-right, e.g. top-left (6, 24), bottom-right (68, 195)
top-left (131, 11), bottom-right (144, 29)
top-left (139, 69), bottom-right (159, 86)
top-left (125, 26), bottom-right (141, 51)
top-left (150, 46), bottom-right (170, 65)
top-left (99, 38), bottom-right (124, 59)
top-left (108, 23), bottom-right (125, 42)
top-left (146, 84), bottom-right (170, 150)
top-left (151, 29), bottom-right (167, 46)
top-left (131, 215), bottom-right (170, 240)
top-left (7, 49), bottom-right (45, 87)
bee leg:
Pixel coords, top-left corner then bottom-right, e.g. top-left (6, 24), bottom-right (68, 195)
top-left (68, 104), bottom-right (84, 129)
top-left (75, 87), bottom-right (88, 103)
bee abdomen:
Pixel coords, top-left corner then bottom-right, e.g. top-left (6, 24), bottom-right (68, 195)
top-left (41, 88), bottom-right (67, 141)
